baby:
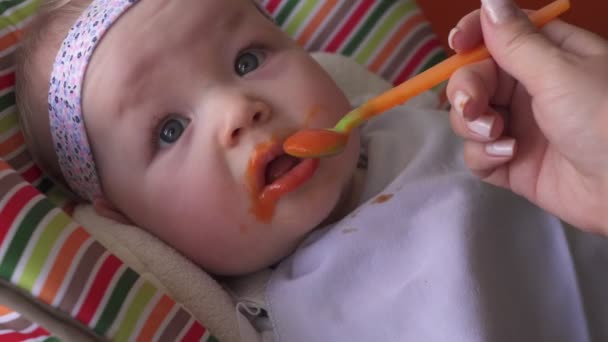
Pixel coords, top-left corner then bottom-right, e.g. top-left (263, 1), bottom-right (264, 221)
top-left (17, 0), bottom-right (361, 276)
top-left (16, 0), bottom-right (608, 341)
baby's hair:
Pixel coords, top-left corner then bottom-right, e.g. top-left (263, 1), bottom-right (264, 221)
top-left (15, 0), bottom-right (92, 191)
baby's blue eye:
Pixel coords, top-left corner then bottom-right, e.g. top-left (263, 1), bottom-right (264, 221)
top-left (158, 116), bottom-right (188, 148)
top-left (235, 50), bottom-right (265, 76)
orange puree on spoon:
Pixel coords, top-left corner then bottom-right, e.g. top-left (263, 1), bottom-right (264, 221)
top-left (283, 129), bottom-right (348, 158)
top-left (283, 0), bottom-right (571, 159)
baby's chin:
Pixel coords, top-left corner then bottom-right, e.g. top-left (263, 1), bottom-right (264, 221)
top-left (186, 197), bottom-right (348, 276)
top-left (194, 235), bottom-right (304, 276)
top-left (285, 161), bottom-right (357, 226)
top-left (318, 177), bottom-right (358, 227)
top-left (198, 147), bottom-right (360, 275)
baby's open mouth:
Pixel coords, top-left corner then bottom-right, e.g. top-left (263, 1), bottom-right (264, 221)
top-left (247, 139), bottom-right (320, 222)
top-left (264, 154), bottom-right (302, 185)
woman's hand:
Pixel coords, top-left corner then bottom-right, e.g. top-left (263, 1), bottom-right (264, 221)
top-left (446, 0), bottom-right (608, 234)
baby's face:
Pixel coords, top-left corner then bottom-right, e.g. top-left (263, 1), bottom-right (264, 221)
top-left (81, 0), bottom-right (359, 274)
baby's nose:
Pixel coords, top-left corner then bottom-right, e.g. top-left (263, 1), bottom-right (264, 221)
top-left (222, 97), bottom-right (272, 147)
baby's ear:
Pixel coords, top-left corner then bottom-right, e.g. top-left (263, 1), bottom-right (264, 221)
top-left (92, 198), bottom-right (133, 225)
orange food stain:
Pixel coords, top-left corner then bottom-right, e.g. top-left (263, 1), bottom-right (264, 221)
top-left (283, 129), bottom-right (348, 158)
top-left (253, 186), bottom-right (282, 223)
top-left (247, 106), bottom-right (325, 221)
top-left (303, 106), bottom-right (320, 128)
top-left (373, 193), bottom-right (393, 204)
top-left (246, 140), bottom-right (274, 223)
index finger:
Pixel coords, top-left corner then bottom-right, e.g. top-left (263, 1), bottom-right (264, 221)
top-left (450, 9), bottom-right (607, 57)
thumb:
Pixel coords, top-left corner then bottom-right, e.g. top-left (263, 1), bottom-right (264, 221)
top-left (480, 0), bottom-right (566, 92)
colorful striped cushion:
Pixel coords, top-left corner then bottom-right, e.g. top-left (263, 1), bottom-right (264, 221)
top-left (2, 3), bottom-right (219, 339)
top-left (0, 307), bottom-right (57, 341)
top-left (0, 0), bottom-right (445, 340)
top-left (0, 159), bottom-right (217, 341)
top-left (1, 0), bottom-right (68, 209)
top-left (261, 0), bottom-right (446, 85)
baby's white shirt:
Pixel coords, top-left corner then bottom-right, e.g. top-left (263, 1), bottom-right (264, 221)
top-left (264, 94), bottom-right (608, 341)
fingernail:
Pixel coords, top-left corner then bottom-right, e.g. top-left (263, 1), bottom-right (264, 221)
top-left (453, 90), bottom-right (470, 117)
top-left (448, 27), bottom-right (460, 50)
top-left (485, 139), bottom-right (515, 157)
top-left (481, 0), bottom-right (518, 24)
top-left (466, 115), bottom-right (494, 138)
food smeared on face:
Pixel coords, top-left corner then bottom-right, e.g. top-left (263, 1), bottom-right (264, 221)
top-left (247, 139), bottom-right (319, 222)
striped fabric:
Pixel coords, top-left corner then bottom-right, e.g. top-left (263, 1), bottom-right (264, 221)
top-left (261, 0), bottom-right (446, 85)
top-left (0, 0), bottom-right (72, 210)
top-left (0, 305), bottom-right (57, 342)
top-left (0, 159), bottom-right (217, 341)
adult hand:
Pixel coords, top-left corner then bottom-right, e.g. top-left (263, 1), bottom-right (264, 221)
top-left (446, 0), bottom-right (608, 234)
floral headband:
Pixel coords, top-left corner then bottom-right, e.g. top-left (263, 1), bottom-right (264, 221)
top-left (48, 0), bottom-right (140, 201)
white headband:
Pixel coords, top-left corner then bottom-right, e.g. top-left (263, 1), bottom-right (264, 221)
top-left (48, 0), bottom-right (140, 200)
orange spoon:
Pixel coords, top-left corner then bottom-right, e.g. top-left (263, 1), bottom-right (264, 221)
top-left (284, 0), bottom-right (570, 158)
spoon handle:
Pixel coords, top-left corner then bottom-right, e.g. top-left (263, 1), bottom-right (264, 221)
top-left (335, 0), bottom-right (570, 133)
